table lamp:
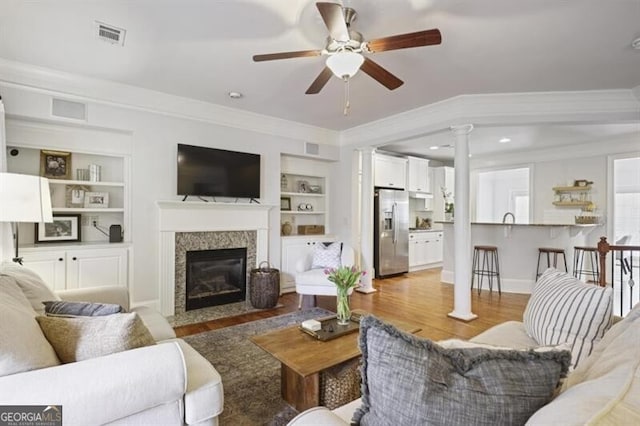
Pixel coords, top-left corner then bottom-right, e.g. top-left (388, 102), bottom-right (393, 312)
top-left (0, 172), bottom-right (53, 264)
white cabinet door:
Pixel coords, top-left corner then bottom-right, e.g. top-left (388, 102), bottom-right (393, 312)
top-left (408, 234), bottom-right (420, 267)
top-left (374, 154), bottom-right (407, 189)
top-left (66, 248), bottom-right (128, 289)
top-left (408, 157), bottom-right (430, 193)
top-left (425, 232), bottom-right (444, 264)
top-left (409, 232), bottom-right (443, 271)
top-left (20, 250), bottom-right (67, 291)
top-left (281, 236), bottom-right (336, 292)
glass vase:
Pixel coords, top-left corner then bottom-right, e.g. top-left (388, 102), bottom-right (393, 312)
top-left (336, 287), bottom-right (351, 325)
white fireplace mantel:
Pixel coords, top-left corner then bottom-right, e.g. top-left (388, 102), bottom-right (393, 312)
top-left (157, 200), bottom-right (275, 315)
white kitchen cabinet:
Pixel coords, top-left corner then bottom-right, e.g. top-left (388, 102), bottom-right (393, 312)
top-left (280, 235), bottom-right (336, 293)
top-left (20, 245), bottom-right (129, 290)
top-left (408, 231), bottom-right (443, 271)
top-left (408, 157), bottom-right (430, 193)
top-left (374, 154), bottom-right (407, 189)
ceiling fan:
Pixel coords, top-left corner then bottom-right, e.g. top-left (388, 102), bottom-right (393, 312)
top-left (253, 2), bottom-right (442, 97)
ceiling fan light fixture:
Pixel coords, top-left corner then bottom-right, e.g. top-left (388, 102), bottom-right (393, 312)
top-left (326, 51), bottom-right (364, 79)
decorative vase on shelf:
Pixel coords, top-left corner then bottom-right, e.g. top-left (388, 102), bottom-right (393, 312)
top-left (281, 221), bottom-right (292, 236)
top-left (336, 287), bottom-right (351, 326)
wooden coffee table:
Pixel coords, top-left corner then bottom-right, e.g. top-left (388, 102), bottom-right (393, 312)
top-left (250, 310), bottom-right (421, 411)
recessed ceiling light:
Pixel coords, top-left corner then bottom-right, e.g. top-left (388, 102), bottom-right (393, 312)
top-left (228, 91), bottom-right (243, 99)
top-left (632, 37), bottom-right (640, 50)
top-left (499, 137), bottom-right (511, 143)
top-left (429, 146), bottom-right (439, 150)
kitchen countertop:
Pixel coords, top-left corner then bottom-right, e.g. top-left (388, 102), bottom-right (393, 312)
top-left (409, 228), bottom-right (440, 232)
top-left (435, 221), bottom-right (600, 227)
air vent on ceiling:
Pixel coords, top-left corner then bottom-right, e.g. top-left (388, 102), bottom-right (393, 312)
top-left (95, 21), bottom-right (126, 46)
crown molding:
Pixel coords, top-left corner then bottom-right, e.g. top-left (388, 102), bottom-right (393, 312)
top-left (341, 89), bottom-right (640, 147)
top-left (0, 58), bottom-right (340, 145)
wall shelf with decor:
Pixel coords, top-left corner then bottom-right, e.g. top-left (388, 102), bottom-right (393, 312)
top-left (552, 184), bottom-right (593, 210)
top-left (6, 145), bottom-right (130, 246)
top-left (280, 155), bottom-right (330, 237)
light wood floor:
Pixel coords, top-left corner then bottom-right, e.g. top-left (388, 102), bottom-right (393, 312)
top-left (174, 268), bottom-right (530, 340)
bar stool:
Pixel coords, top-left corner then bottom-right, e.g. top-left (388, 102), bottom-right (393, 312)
top-left (573, 246), bottom-right (599, 283)
top-left (471, 245), bottom-right (501, 295)
top-left (536, 247), bottom-right (568, 278)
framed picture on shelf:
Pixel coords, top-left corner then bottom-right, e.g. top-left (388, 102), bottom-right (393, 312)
top-left (84, 192), bottom-right (109, 208)
top-left (65, 185), bottom-right (90, 208)
top-left (35, 214), bottom-right (81, 243)
top-left (40, 150), bottom-right (72, 180)
top-left (297, 180), bottom-right (310, 193)
top-left (280, 196), bottom-right (292, 211)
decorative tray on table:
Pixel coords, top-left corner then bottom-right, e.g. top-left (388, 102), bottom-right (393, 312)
top-left (299, 312), bottom-right (364, 341)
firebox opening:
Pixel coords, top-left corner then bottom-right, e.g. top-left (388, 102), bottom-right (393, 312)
top-left (185, 247), bottom-right (247, 311)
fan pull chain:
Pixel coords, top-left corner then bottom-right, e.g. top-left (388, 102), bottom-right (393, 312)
top-left (343, 76), bottom-right (350, 116)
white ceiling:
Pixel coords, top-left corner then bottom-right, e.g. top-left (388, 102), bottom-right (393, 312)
top-left (0, 0), bottom-right (638, 159)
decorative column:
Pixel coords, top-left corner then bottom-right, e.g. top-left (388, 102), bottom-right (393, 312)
top-left (356, 147), bottom-right (376, 293)
top-left (0, 98), bottom-right (13, 263)
top-left (447, 124), bottom-right (477, 321)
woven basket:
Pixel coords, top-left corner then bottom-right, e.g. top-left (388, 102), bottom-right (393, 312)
top-left (320, 358), bottom-right (362, 409)
top-left (249, 262), bottom-right (280, 309)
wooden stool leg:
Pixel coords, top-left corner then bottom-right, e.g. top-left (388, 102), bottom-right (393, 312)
top-left (494, 250), bottom-right (502, 295)
top-left (471, 248), bottom-right (478, 292)
top-left (536, 251), bottom-right (542, 279)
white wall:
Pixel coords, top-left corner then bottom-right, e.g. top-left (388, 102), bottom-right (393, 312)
top-left (0, 84), bottom-right (340, 306)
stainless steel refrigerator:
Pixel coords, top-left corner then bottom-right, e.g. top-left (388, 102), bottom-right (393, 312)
top-left (374, 188), bottom-right (409, 278)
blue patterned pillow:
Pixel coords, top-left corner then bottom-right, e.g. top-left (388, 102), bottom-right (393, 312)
top-left (43, 301), bottom-right (125, 317)
top-left (311, 242), bottom-right (342, 269)
top-left (353, 315), bottom-right (571, 426)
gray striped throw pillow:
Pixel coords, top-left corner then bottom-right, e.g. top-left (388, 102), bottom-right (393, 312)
top-left (523, 268), bottom-right (613, 367)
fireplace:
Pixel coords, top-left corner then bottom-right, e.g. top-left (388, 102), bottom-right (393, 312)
top-left (185, 248), bottom-right (247, 311)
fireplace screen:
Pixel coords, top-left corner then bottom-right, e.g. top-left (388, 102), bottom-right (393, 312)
top-left (185, 248), bottom-right (247, 311)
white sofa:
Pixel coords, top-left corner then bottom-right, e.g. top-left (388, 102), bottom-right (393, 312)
top-left (0, 266), bottom-right (224, 426)
top-left (289, 302), bottom-right (640, 425)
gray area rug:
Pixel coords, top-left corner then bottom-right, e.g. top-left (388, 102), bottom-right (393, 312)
top-left (183, 307), bottom-right (334, 426)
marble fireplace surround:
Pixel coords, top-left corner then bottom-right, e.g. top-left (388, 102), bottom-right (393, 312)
top-left (157, 201), bottom-right (272, 316)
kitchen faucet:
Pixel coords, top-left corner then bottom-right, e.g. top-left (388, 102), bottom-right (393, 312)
top-left (502, 212), bottom-right (515, 224)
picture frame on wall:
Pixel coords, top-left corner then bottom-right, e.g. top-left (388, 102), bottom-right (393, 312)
top-left (40, 150), bottom-right (72, 180)
top-left (35, 214), bottom-right (81, 243)
top-left (280, 196), bottom-right (292, 211)
top-left (84, 192), bottom-right (109, 208)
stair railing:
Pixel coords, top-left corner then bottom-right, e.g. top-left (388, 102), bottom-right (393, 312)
top-left (597, 236), bottom-right (640, 316)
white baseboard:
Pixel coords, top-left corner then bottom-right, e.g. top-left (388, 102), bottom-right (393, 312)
top-left (440, 269), bottom-right (533, 294)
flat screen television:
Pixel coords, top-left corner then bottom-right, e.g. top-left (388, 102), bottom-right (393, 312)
top-left (177, 144), bottom-right (261, 199)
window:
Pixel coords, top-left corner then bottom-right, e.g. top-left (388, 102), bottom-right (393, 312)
top-left (612, 156), bottom-right (640, 245)
top-left (475, 167), bottom-right (531, 223)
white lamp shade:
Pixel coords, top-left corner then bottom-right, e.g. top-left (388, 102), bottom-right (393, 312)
top-left (326, 51), bottom-right (365, 78)
top-left (0, 172), bottom-right (53, 223)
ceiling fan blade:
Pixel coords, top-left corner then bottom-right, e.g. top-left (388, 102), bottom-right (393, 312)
top-left (253, 49), bottom-right (322, 62)
top-left (366, 29), bottom-right (442, 53)
top-left (360, 58), bottom-right (403, 90)
top-left (316, 2), bottom-right (350, 42)
top-left (305, 67), bottom-right (334, 94)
